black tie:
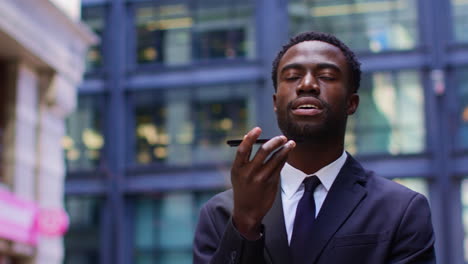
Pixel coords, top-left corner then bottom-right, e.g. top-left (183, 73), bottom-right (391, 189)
top-left (290, 176), bottom-right (321, 264)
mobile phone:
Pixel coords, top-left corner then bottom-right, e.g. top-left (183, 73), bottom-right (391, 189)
top-left (226, 139), bottom-right (270, 147)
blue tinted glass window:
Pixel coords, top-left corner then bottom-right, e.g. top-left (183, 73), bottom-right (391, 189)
top-left (193, 0), bottom-right (255, 61)
top-left (456, 67), bottom-right (468, 149)
top-left (393, 178), bottom-right (429, 200)
top-left (133, 84), bottom-right (254, 166)
top-left (64, 197), bottom-right (102, 264)
top-left (452, 0), bottom-right (468, 42)
top-left (134, 191), bottom-right (218, 264)
top-left (81, 6), bottom-right (106, 70)
top-left (135, 1), bottom-right (191, 65)
top-left (461, 179), bottom-right (468, 263)
top-left (288, 0), bottom-right (419, 52)
top-left (346, 70), bottom-right (425, 155)
top-left (135, 0), bottom-right (255, 65)
top-left (64, 95), bottom-right (105, 171)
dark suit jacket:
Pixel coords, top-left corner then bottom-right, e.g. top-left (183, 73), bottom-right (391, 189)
top-left (193, 155), bottom-right (436, 264)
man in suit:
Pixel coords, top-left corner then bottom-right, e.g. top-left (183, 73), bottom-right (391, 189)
top-left (193, 31), bottom-right (436, 264)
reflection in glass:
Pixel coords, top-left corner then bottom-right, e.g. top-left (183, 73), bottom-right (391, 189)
top-left (393, 178), bottom-right (429, 200)
top-left (135, 91), bottom-right (172, 164)
top-left (192, 85), bottom-right (250, 163)
top-left (135, 0), bottom-right (255, 65)
top-left (133, 84), bottom-right (253, 166)
top-left (134, 191), bottom-right (218, 264)
top-left (193, 0), bottom-right (255, 60)
top-left (452, 0), bottom-right (468, 42)
top-left (288, 0), bottom-right (418, 52)
top-left (346, 70), bottom-right (425, 155)
top-left (64, 197), bottom-right (102, 264)
top-left (461, 180), bottom-right (468, 263)
top-left (456, 68), bottom-right (468, 148)
top-left (136, 1), bottom-right (192, 65)
top-left (81, 6), bottom-right (105, 70)
top-left (64, 95), bottom-right (104, 171)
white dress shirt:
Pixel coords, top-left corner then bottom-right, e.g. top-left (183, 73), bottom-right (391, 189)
top-left (280, 151), bottom-right (347, 244)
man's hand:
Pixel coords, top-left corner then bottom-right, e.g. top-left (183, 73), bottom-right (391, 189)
top-left (231, 127), bottom-right (295, 240)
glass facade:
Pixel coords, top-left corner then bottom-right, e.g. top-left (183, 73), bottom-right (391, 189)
top-left (133, 191), bottom-right (216, 264)
top-left (288, 0), bottom-right (419, 52)
top-left (135, 0), bottom-right (255, 65)
top-left (393, 178), bottom-right (429, 199)
top-left (64, 95), bottom-right (105, 171)
top-left (64, 197), bottom-right (102, 264)
top-left (462, 179), bottom-right (468, 263)
top-left (452, 0), bottom-right (468, 43)
top-left (456, 67), bottom-right (468, 149)
top-left (66, 0), bottom-right (468, 263)
top-left (81, 6), bottom-right (106, 70)
top-left (132, 84), bottom-right (254, 166)
top-left (346, 70), bottom-right (425, 155)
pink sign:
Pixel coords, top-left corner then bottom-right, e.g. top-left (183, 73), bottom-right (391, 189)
top-left (37, 208), bottom-right (69, 236)
top-left (0, 189), bottom-right (69, 245)
top-left (0, 188), bottom-right (38, 245)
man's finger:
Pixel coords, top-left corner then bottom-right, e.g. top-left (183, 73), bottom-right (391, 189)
top-left (258, 140), bottom-right (295, 182)
top-left (233, 127), bottom-right (262, 167)
top-left (250, 136), bottom-right (288, 169)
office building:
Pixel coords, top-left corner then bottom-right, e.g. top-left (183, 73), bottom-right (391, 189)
top-left (66, 0), bottom-right (468, 263)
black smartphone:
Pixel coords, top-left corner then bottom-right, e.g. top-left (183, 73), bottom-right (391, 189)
top-left (226, 139), bottom-right (270, 147)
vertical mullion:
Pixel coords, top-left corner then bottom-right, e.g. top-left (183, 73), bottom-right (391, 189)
top-left (106, 0), bottom-right (127, 263)
top-left (422, 0), bottom-right (462, 262)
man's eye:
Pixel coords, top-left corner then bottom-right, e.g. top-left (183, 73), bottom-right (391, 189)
top-left (319, 75), bottom-right (335, 81)
top-left (285, 76), bottom-right (300, 81)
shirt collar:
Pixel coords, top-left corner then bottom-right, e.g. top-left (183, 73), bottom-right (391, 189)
top-left (281, 151), bottom-right (348, 199)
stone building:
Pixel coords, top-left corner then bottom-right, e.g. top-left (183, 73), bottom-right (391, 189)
top-left (0, 0), bottom-right (95, 263)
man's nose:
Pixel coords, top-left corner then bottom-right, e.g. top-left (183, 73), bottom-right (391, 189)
top-left (297, 73), bottom-right (319, 94)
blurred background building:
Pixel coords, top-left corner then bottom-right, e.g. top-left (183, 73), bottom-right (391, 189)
top-left (63, 0), bottom-right (468, 263)
top-left (0, 0), bottom-right (95, 263)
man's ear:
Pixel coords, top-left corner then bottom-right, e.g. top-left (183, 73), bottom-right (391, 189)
top-left (347, 93), bottom-right (359, 115)
top-left (273, 93), bottom-right (278, 112)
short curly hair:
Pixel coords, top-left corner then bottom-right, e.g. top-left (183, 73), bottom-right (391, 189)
top-left (271, 31), bottom-right (361, 93)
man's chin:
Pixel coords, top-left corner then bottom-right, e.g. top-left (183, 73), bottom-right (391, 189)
top-left (281, 124), bottom-right (325, 143)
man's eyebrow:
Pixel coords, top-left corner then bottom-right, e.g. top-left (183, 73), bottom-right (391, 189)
top-left (279, 63), bottom-right (305, 75)
top-left (316, 63), bottom-right (342, 73)
top-left (279, 62), bottom-right (342, 75)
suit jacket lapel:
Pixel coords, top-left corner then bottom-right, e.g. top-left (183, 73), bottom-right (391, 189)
top-left (263, 184), bottom-right (291, 264)
top-left (306, 155), bottom-right (368, 264)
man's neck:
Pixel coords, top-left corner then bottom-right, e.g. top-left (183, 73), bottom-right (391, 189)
top-left (286, 141), bottom-right (344, 175)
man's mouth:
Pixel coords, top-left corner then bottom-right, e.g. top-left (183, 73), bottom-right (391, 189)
top-left (291, 98), bottom-right (324, 117)
top-left (296, 104), bottom-right (319, 110)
